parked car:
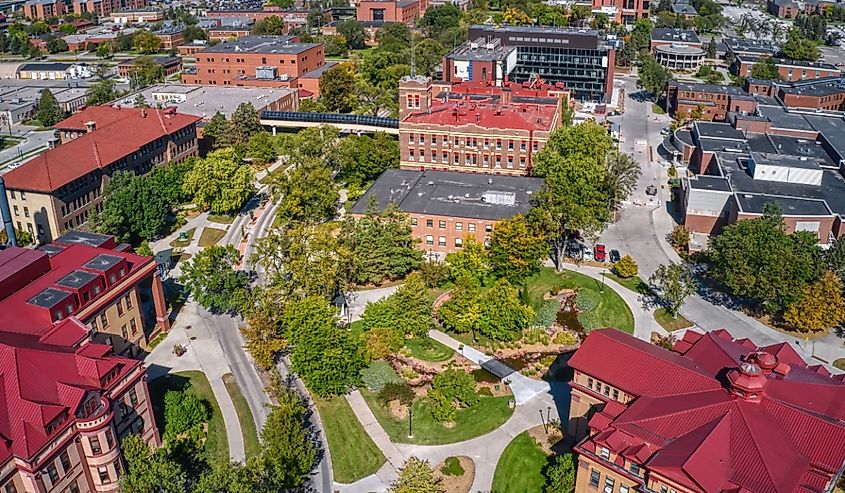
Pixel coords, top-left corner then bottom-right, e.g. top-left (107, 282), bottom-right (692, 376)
top-left (646, 185), bottom-right (658, 196)
top-left (595, 244), bottom-right (607, 262)
top-left (610, 249), bottom-right (621, 263)
top-left (582, 246), bottom-right (594, 261)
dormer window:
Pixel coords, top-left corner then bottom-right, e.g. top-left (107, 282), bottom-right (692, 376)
top-left (599, 447), bottom-right (610, 459)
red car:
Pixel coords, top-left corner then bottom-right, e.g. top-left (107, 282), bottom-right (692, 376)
top-left (594, 244), bottom-right (607, 262)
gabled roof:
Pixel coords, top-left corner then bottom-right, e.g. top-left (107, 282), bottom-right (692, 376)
top-left (4, 106), bottom-right (199, 193)
top-left (574, 329), bottom-right (845, 493)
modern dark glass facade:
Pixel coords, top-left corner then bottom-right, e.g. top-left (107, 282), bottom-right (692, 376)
top-left (466, 25), bottom-right (615, 102)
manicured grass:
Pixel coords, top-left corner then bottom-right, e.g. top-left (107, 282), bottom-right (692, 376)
top-left (198, 227), bottom-right (226, 247)
top-left (361, 390), bottom-right (514, 445)
top-left (222, 373), bottom-right (260, 459)
top-left (313, 395), bottom-right (386, 484)
top-left (148, 371), bottom-right (228, 463)
top-left (654, 308), bottom-right (694, 331)
top-left (525, 268), bottom-right (635, 334)
top-left (835, 358), bottom-right (845, 371)
top-left (169, 227), bottom-right (196, 248)
top-left (651, 103), bottom-right (666, 114)
top-left (492, 432), bottom-right (548, 493)
top-left (208, 214), bottom-right (235, 224)
top-left (605, 272), bottom-right (652, 295)
top-left (404, 336), bottom-right (454, 362)
top-left (441, 456), bottom-right (465, 476)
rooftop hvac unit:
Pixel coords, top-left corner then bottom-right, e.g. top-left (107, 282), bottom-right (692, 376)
top-left (255, 66), bottom-right (277, 80)
top-left (482, 190), bottom-right (516, 206)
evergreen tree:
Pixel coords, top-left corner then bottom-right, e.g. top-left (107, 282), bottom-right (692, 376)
top-left (230, 102), bottom-right (263, 145)
top-left (203, 112), bottom-right (234, 149)
top-left (37, 88), bottom-right (64, 126)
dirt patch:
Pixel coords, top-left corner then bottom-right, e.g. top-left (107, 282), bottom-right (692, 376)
top-left (388, 400), bottom-right (408, 420)
top-left (527, 424), bottom-right (566, 456)
top-left (434, 456), bottom-right (475, 493)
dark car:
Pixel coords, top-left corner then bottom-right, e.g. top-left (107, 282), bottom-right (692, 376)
top-left (595, 244), bottom-right (607, 262)
top-left (646, 185), bottom-right (658, 196)
top-left (610, 249), bottom-right (621, 263)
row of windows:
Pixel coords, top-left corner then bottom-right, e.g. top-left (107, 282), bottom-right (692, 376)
top-left (60, 188), bottom-right (100, 217)
top-left (586, 377), bottom-right (620, 400)
top-left (407, 150), bottom-right (528, 168)
top-left (588, 469), bottom-right (632, 493)
top-left (90, 294), bottom-right (134, 332)
top-left (41, 449), bottom-right (75, 490)
top-left (406, 134), bottom-right (538, 152)
top-left (412, 218), bottom-right (493, 233)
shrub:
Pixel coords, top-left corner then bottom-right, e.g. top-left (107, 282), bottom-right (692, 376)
top-left (478, 387), bottom-right (493, 396)
top-left (163, 386), bottom-right (209, 441)
top-left (441, 457), bottom-right (465, 476)
top-left (668, 164), bottom-right (678, 178)
top-left (366, 326), bottom-right (404, 359)
top-left (428, 390), bottom-right (456, 423)
top-left (360, 361), bottom-right (402, 392)
top-left (553, 331), bottom-right (578, 345)
top-left (523, 327), bottom-right (550, 345)
top-left (577, 310), bottom-right (602, 332)
top-left (575, 289), bottom-right (599, 312)
top-left (613, 255), bottom-right (638, 278)
top-left (670, 224), bottom-right (691, 249)
top-left (430, 368), bottom-right (479, 408)
top-left (419, 261), bottom-right (451, 288)
top-left (378, 381), bottom-right (415, 405)
top-left (532, 299), bottom-right (560, 329)
top-left (401, 366), bottom-right (419, 380)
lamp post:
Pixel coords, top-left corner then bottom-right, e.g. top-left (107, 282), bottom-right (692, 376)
top-left (408, 405), bottom-right (414, 439)
top-left (539, 408), bottom-right (548, 435)
top-left (600, 269), bottom-right (606, 293)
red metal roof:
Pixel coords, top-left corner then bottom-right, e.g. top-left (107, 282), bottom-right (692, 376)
top-left (3, 106), bottom-right (200, 193)
top-left (0, 244), bottom-right (153, 339)
top-left (402, 101), bottom-right (558, 132)
top-left (0, 320), bottom-right (139, 462)
top-left (573, 329), bottom-right (845, 493)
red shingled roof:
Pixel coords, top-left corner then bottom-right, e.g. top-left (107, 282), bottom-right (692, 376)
top-left (574, 329), bottom-right (845, 493)
top-left (3, 106), bottom-right (199, 193)
top-left (0, 321), bottom-right (139, 462)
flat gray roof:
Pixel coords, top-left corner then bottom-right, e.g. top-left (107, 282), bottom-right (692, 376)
top-left (735, 193), bottom-right (832, 216)
top-left (351, 169), bottom-right (543, 221)
top-left (689, 175), bottom-right (732, 192)
top-left (200, 35), bottom-right (317, 54)
top-left (695, 122), bottom-right (746, 140)
top-left (652, 28), bottom-right (700, 44)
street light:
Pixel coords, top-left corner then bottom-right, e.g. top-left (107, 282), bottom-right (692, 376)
top-left (408, 405), bottom-right (414, 439)
top-left (539, 408), bottom-right (548, 435)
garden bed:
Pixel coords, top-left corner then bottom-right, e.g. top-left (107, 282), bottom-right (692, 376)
top-left (434, 456), bottom-right (475, 493)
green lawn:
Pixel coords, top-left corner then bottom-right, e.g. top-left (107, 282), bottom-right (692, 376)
top-left (169, 227), bottom-right (196, 248)
top-left (404, 336), bottom-right (454, 362)
top-left (198, 227), bottom-right (226, 247)
top-left (524, 268), bottom-right (635, 333)
top-left (654, 308), bottom-right (694, 331)
top-left (492, 432), bottom-right (548, 493)
top-left (834, 358), bottom-right (845, 371)
top-left (361, 390), bottom-right (513, 445)
top-left (651, 103), bottom-right (666, 114)
top-left (208, 214), bottom-right (235, 224)
top-left (222, 373), bottom-right (260, 459)
top-left (605, 272), bottom-right (652, 296)
top-left (313, 395), bottom-right (386, 484)
top-left (147, 371), bottom-right (228, 463)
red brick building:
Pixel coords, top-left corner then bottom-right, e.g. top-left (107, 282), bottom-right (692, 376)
top-left (568, 328), bottom-right (845, 493)
top-left (667, 81), bottom-right (758, 122)
top-left (356, 0), bottom-right (425, 25)
top-left (181, 35), bottom-right (326, 92)
top-left (0, 317), bottom-right (159, 493)
top-left (117, 56), bottom-right (182, 78)
top-left (590, 0), bottom-right (649, 24)
top-left (351, 169), bottom-right (543, 258)
top-left (733, 55), bottom-right (841, 82)
top-left (27, 0), bottom-right (146, 20)
top-left (153, 27), bottom-right (184, 50)
top-left (208, 27), bottom-right (252, 42)
top-left (398, 76), bottom-right (566, 176)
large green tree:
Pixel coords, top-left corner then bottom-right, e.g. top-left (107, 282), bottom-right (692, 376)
top-left (331, 132), bottom-right (399, 187)
top-left (708, 204), bottom-right (822, 313)
top-left (437, 275), bottom-right (481, 334)
top-left (95, 171), bottom-right (169, 244)
top-left (389, 457), bottom-right (445, 493)
top-left (133, 29), bottom-right (163, 53)
top-left (360, 272), bottom-right (432, 337)
top-left (543, 454), bottom-right (576, 493)
top-left (183, 148), bottom-right (255, 214)
top-left (252, 16), bottom-right (285, 35)
top-left (824, 237), bottom-right (845, 282)
top-left (85, 79), bottom-right (118, 105)
top-left (476, 278), bottom-right (533, 341)
top-left (445, 236), bottom-right (490, 286)
top-left (783, 271), bottom-right (845, 332)
top-left (488, 214), bottom-right (548, 284)
top-left (230, 102), bottom-right (263, 145)
top-left (749, 55), bottom-right (784, 81)
top-left (273, 160), bottom-right (338, 223)
top-left (259, 390), bottom-right (317, 489)
top-left (203, 112), bottom-right (235, 150)
top-left (283, 296), bottom-right (366, 396)
top-left (780, 28), bottom-right (820, 61)
top-left (648, 262), bottom-right (696, 317)
top-left (129, 55), bottom-right (165, 90)
top-left (320, 63), bottom-right (358, 113)
top-left (37, 88), bottom-right (64, 126)
top-left (637, 54), bottom-right (673, 97)
top-left (119, 435), bottom-right (187, 493)
top-left (337, 19), bottom-right (366, 49)
top-left (180, 245), bottom-right (250, 312)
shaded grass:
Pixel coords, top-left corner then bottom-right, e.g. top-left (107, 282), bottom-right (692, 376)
top-left (222, 373), bottom-right (260, 459)
top-left (361, 390), bottom-right (513, 445)
top-left (492, 432), bottom-right (548, 493)
top-left (404, 336), bottom-right (454, 362)
top-left (148, 371), bottom-right (228, 463)
top-left (654, 308), bottom-right (693, 331)
top-left (208, 214), bottom-right (235, 224)
top-left (169, 227), bottom-right (196, 248)
top-left (313, 395), bottom-right (386, 483)
top-left (651, 103), bottom-right (666, 114)
top-left (834, 358), bottom-right (845, 371)
top-left (198, 227), bottom-right (226, 247)
top-left (605, 272), bottom-right (652, 295)
top-left (524, 268), bottom-right (635, 333)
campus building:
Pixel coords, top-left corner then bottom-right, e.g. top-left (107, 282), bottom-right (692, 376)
top-left (2, 106), bottom-right (199, 244)
top-left (397, 76), bottom-right (567, 176)
top-left (650, 28), bottom-right (704, 71)
top-left (589, 0), bottom-right (650, 24)
top-left (568, 328), bottom-right (845, 493)
top-left (181, 35), bottom-right (328, 95)
top-left (117, 56), bottom-right (182, 78)
top-left (109, 7), bottom-right (163, 24)
top-left (444, 25), bottom-right (615, 102)
top-left (0, 231), bottom-right (171, 355)
top-left (26, 0), bottom-right (146, 20)
top-left (351, 169), bottom-right (543, 258)
top-left (356, 0), bottom-right (426, 25)
top-left (732, 56), bottom-right (841, 82)
top-left (0, 316), bottom-right (159, 493)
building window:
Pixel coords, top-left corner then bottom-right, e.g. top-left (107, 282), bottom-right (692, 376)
top-left (455, 222), bottom-right (463, 231)
top-left (12, 205), bottom-right (18, 216)
top-left (23, 207), bottom-right (29, 218)
top-left (97, 466), bottom-right (110, 484)
top-left (604, 477), bottom-right (615, 493)
top-left (411, 218), bottom-right (418, 226)
top-left (455, 237), bottom-right (463, 247)
top-left (629, 463), bottom-right (640, 475)
top-left (587, 378), bottom-right (594, 389)
top-left (603, 385), bottom-right (610, 396)
top-left (47, 464), bottom-right (59, 482)
top-left (438, 236), bottom-right (446, 246)
top-left (90, 437), bottom-right (101, 455)
top-left (125, 294), bottom-right (133, 309)
top-left (468, 223), bottom-right (476, 232)
top-left (116, 299), bottom-right (124, 316)
top-left (485, 224), bottom-right (492, 233)
top-left (438, 220), bottom-right (446, 229)
top-left (60, 450), bottom-right (71, 472)
top-left (100, 313), bottom-right (108, 329)
top-left (105, 429), bottom-right (114, 449)
top-left (130, 318), bottom-right (138, 336)
top-left (425, 235), bottom-right (434, 245)
top-left (612, 389), bottom-right (619, 400)
top-left (620, 486), bottom-right (629, 493)
top-left (599, 447), bottom-right (610, 459)
top-left (589, 469), bottom-right (600, 487)
top-left (68, 481), bottom-right (79, 493)
top-left (129, 389), bottom-right (138, 407)
top-left (426, 219), bottom-right (433, 228)
top-left (121, 325), bottom-right (128, 339)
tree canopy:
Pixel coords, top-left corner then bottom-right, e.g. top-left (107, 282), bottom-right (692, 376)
top-left (749, 55), bottom-right (784, 81)
top-left (487, 214), bottom-right (548, 284)
top-left (37, 88), bottom-right (64, 126)
top-left (179, 245), bottom-right (250, 313)
top-left (183, 148), bottom-right (255, 214)
top-left (94, 171), bottom-right (169, 244)
top-left (780, 28), bottom-right (820, 61)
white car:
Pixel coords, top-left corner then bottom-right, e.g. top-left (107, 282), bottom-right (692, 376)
top-left (582, 246), bottom-right (594, 261)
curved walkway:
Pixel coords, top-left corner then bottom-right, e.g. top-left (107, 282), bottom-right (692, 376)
top-left (338, 330), bottom-right (563, 492)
